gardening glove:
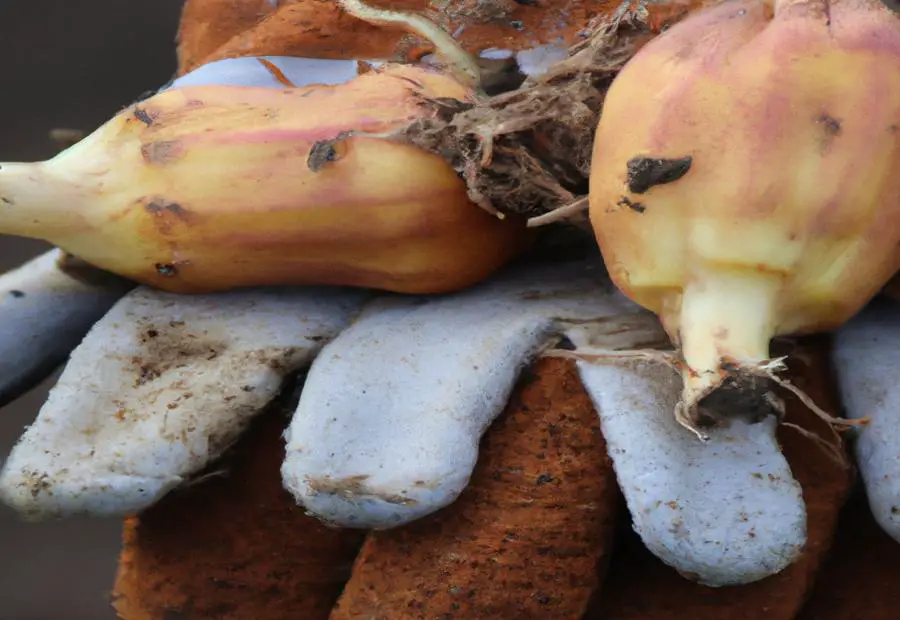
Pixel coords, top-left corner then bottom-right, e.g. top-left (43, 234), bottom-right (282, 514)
top-left (0, 2), bottom-right (894, 617)
top-left (0, 236), bottom-right (867, 620)
top-left (832, 291), bottom-right (900, 543)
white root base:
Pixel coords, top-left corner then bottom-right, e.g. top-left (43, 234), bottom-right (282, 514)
top-left (833, 299), bottom-right (900, 542)
top-left (0, 285), bottom-right (368, 520)
top-left (0, 248), bottom-right (131, 406)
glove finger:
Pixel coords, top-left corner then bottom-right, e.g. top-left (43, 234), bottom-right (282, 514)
top-left (0, 249), bottom-right (132, 408)
top-left (832, 297), bottom-right (900, 541)
top-left (574, 348), bottom-right (807, 586)
top-left (111, 384), bottom-right (366, 620)
top-left (0, 285), bottom-right (368, 520)
top-left (331, 357), bottom-right (618, 619)
top-left (280, 259), bottom-right (636, 528)
top-left (585, 336), bottom-right (851, 619)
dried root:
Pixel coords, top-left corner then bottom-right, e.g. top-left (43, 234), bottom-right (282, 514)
top-left (328, 1), bottom-right (656, 226)
top-left (324, 0), bottom-right (669, 248)
top-left (526, 197), bottom-right (589, 228)
top-left (393, 13), bottom-right (653, 225)
top-left (337, 0), bottom-right (483, 90)
top-left (554, 343), bottom-right (858, 466)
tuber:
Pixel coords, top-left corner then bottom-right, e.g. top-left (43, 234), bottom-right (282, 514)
top-left (0, 64), bottom-right (529, 295)
top-left (588, 0), bottom-right (900, 432)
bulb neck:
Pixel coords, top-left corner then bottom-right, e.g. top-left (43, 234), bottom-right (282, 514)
top-left (676, 263), bottom-right (781, 404)
top-left (0, 162), bottom-right (89, 241)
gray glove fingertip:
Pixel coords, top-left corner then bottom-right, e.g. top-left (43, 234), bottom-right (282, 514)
top-left (833, 299), bottom-right (900, 542)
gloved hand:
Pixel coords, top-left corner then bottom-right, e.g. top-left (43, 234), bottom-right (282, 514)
top-left (0, 243), bottom-right (869, 619)
top-left (0, 1), bottom-right (897, 618)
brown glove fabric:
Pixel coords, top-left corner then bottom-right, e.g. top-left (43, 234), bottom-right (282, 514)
top-left (113, 348), bottom-right (865, 619)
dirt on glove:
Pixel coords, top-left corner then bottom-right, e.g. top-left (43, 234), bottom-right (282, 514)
top-left (330, 358), bottom-right (619, 619)
top-left (111, 358), bottom-right (621, 619)
top-left (110, 381), bottom-right (367, 620)
top-left (585, 336), bottom-right (854, 620)
top-left (110, 346), bottom-right (871, 620)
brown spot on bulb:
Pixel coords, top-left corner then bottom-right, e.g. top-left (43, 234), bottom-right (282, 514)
top-left (141, 140), bottom-right (185, 165)
top-left (818, 114), bottom-right (841, 134)
top-left (133, 107), bottom-right (156, 126)
top-left (144, 198), bottom-right (193, 235)
top-left (817, 113), bottom-right (842, 152)
top-left (307, 132), bottom-right (353, 172)
top-left (617, 196), bottom-right (647, 213)
top-left (626, 155), bottom-right (693, 194)
top-left (155, 263), bottom-right (178, 277)
top-left (144, 200), bottom-right (188, 218)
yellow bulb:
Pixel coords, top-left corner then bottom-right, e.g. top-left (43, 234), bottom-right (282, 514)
top-left (0, 64), bottom-right (530, 294)
top-left (589, 0), bottom-right (900, 428)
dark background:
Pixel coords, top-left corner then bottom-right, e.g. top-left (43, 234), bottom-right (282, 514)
top-left (0, 2), bottom-right (184, 617)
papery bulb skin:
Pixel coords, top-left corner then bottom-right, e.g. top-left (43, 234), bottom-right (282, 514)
top-left (588, 0), bottom-right (900, 431)
top-left (0, 64), bottom-right (530, 295)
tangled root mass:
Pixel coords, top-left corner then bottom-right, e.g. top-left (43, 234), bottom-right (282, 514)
top-left (390, 11), bottom-right (659, 229)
